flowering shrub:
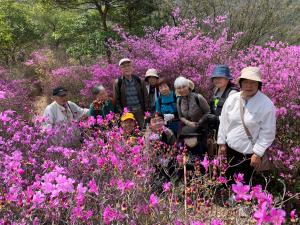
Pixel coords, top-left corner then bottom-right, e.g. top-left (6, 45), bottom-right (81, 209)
top-left (0, 111), bottom-right (298, 224)
top-left (0, 67), bottom-right (34, 117)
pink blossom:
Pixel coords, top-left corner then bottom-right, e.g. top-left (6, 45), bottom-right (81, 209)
top-left (200, 155), bottom-right (209, 172)
top-left (103, 206), bottom-right (125, 224)
top-left (149, 193), bottom-right (159, 208)
top-left (290, 209), bottom-right (297, 221)
top-left (0, 91), bottom-right (6, 99)
top-left (88, 179), bottom-right (99, 196)
top-left (253, 202), bottom-right (270, 225)
top-left (191, 221), bottom-right (205, 225)
top-left (232, 182), bottom-right (251, 201)
top-left (210, 219), bottom-right (224, 225)
top-left (234, 173), bottom-right (244, 183)
top-left (163, 182), bottom-right (172, 192)
top-left (32, 191), bottom-right (45, 206)
top-left (269, 208), bottom-right (286, 225)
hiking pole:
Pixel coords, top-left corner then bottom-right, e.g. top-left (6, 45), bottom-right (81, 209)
top-left (183, 153), bottom-right (187, 220)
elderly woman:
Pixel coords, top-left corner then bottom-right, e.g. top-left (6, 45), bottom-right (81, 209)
top-left (175, 77), bottom-right (210, 129)
top-left (209, 65), bottom-right (238, 125)
top-left (155, 78), bottom-right (179, 136)
top-left (145, 68), bottom-right (160, 113)
top-left (88, 85), bottom-right (116, 118)
top-left (217, 66), bottom-right (276, 184)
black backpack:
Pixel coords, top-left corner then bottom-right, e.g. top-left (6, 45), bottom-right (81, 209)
top-left (117, 75), bottom-right (141, 92)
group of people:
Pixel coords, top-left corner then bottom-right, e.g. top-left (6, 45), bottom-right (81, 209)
top-left (43, 58), bottom-right (276, 185)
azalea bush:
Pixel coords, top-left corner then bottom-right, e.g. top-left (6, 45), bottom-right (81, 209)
top-left (0, 111), bottom-right (299, 224)
top-left (0, 67), bottom-right (34, 118)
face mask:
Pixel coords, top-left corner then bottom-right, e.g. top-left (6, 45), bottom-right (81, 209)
top-left (184, 137), bottom-right (198, 148)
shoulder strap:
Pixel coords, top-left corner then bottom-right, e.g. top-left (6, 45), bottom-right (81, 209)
top-left (132, 75), bottom-right (141, 83)
top-left (222, 86), bottom-right (239, 99)
top-left (66, 102), bottom-right (75, 119)
top-left (158, 95), bottom-right (162, 106)
top-left (117, 78), bottom-right (123, 92)
top-left (194, 93), bottom-right (201, 107)
top-left (239, 95), bottom-right (255, 145)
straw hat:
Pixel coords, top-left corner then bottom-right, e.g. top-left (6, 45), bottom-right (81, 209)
top-left (236, 66), bottom-right (262, 86)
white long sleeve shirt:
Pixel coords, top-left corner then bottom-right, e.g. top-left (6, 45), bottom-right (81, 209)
top-left (43, 101), bottom-right (88, 128)
top-left (217, 91), bottom-right (276, 157)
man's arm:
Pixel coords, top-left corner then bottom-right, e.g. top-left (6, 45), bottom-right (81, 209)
top-left (113, 78), bottom-right (122, 111)
top-left (141, 80), bottom-right (150, 112)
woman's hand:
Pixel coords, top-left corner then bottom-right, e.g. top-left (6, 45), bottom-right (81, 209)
top-left (250, 154), bottom-right (262, 170)
top-left (187, 121), bottom-right (199, 128)
top-left (218, 144), bottom-right (227, 157)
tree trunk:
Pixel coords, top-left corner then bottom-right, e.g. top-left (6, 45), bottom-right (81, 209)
top-left (94, 1), bottom-right (111, 63)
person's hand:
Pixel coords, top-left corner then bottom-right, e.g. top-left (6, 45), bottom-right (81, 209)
top-left (163, 114), bottom-right (175, 123)
top-left (188, 121), bottom-right (199, 128)
top-left (250, 154), bottom-right (262, 170)
top-left (218, 144), bottom-right (227, 157)
top-left (198, 114), bottom-right (209, 127)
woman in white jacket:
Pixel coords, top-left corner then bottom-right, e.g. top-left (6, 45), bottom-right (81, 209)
top-left (217, 67), bottom-right (276, 184)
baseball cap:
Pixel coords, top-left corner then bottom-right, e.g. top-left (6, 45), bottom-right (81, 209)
top-left (121, 112), bottom-right (136, 122)
top-left (53, 86), bottom-right (68, 96)
top-left (118, 58), bottom-right (131, 66)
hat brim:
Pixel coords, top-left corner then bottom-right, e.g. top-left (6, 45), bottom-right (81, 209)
top-left (236, 76), bottom-right (262, 87)
top-left (145, 74), bottom-right (159, 79)
top-left (119, 59), bottom-right (131, 66)
top-left (121, 117), bottom-right (135, 122)
top-left (211, 74), bottom-right (232, 80)
top-left (53, 90), bottom-right (68, 96)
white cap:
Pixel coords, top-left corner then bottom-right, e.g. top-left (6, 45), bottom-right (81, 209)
top-left (118, 58), bottom-right (131, 66)
top-left (145, 68), bottom-right (159, 79)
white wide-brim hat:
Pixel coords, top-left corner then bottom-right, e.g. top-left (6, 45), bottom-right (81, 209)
top-left (145, 68), bottom-right (159, 79)
top-left (236, 66), bottom-right (262, 86)
top-left (119, 58), bottom-right (131, 66)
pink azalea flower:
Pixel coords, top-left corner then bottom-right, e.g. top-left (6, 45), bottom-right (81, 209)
top-left (253, 202), bottom-right (270, 225)
top-left (191, 221), bottom-right (205, 225)
top-left (210, 219), bottom-right (224, 225)
top-left (269, 208), bottom-right (286, 225)
top-left (290, 209), bottom-right (297, 221)
top-left (32, 191), bottom-right (45, 206)
top-left (103, 205), bottom-right (125, 224)
top-left (149, 193), bottom-right (159, 208)
top-left (0, 91), bottom-right (6, 99)
top-left (217, 176), bottom-right (227, 184)
top-left (232, 182), bottom-right (251, 201)
top-left (234, 173), bottom-right (244, 183)
top-left (163, 182), bottom-right (172, 192)
top-left (88, 179), bottom-right (99, 196)
top-left (201, 155), bottom-right (209, 172)
top-left (144, 111), bottom-right (151, 118)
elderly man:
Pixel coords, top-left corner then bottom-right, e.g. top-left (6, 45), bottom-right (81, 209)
top-left (113, 58), bottom-right (150, 128)
top-left (43, 86), bottom-right (88, 128)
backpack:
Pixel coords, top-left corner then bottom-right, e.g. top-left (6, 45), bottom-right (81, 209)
top-left (158, 91), bottom-right (177, 107)
top-left (177, 93), bottom-right (201, 108)
top-left (117, 75), bottom-right (141, 92)
top-left (210, 86), bottom-right (239, 116)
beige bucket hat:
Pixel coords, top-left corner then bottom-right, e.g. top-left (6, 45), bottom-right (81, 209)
top-left (236, 66), bottom-right (262, 86)
top-left (145, 68), bottom-right (159, 79)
